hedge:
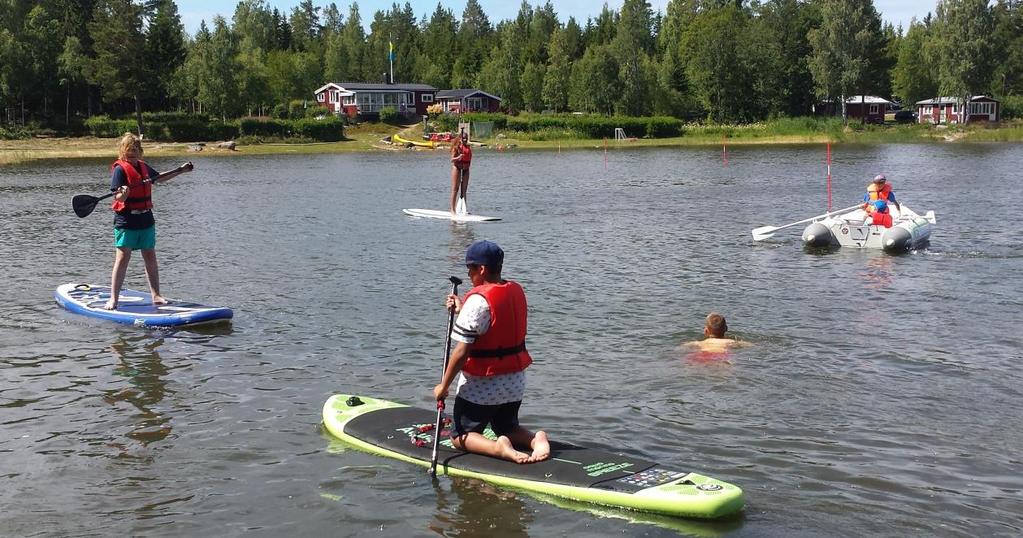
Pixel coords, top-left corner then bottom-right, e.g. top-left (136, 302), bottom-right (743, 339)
top-left (434, 113), bottom-right (683, 138)
top-left (238, 117), bottom-right (344, 141)
top-left (292, 117), bottom-right (345, 141)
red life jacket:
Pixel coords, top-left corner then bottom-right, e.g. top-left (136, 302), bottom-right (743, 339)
top-left (455, 143), bottom-right (472, 168)
top-left (110, 159), bottom-right (152, 212)
top-left (866, 183), bottom-right (893, 202)
top-left (463, 280), bottom-right (532, 377)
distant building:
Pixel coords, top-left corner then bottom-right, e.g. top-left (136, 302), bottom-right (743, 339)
top-left (915, 96), bottom-right (1000, 124)
top-left (435, 89), bottom-right (503, 114)
top-left (314, 82), bottom-right (437, 118)
top-left (844, 95), bottom-right (892, 124)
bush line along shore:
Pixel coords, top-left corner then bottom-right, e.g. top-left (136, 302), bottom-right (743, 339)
top-left (2, 115), bottom-right (1021, 167)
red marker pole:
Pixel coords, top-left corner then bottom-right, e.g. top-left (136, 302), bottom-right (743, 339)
top-left (826, 142), bottom-right (832, 211)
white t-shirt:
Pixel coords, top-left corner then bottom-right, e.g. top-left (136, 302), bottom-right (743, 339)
top-left (450, 294), bottom-right (526, 405)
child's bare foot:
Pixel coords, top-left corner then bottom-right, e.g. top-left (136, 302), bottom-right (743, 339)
top-left (103, 300), bottom-right (117, 310)
top-left (528, 431), bottom-right (551, 462)
top-left (496, 436), bottom-right (530, 464)
top-left (152, 295), bottom-right (168, 305)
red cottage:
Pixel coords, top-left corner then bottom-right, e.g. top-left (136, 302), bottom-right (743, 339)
top-left (844, 96), bottom-right (892, 124)
top-left (314, 82), bottom-right (438, 118)
top-left (915, 96), bottom-right (1000, 124)
top-left (435, 89), bottom-right (503, 114)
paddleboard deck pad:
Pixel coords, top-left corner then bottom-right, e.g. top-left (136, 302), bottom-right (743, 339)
top-left (54, 283), bottom-right (233, 327)
top-left (322, 394), bottom-right (744, 518)
top-left (403, 208), bottom-right (501, 222)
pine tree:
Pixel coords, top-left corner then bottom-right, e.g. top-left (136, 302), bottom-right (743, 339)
top-left (88, 0), bottom-right (146, 133)
top-left (144, 0), bottom-right (186, 109)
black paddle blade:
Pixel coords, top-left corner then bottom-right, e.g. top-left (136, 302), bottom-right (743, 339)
top-left (72, 194), bottom-right (99, 218)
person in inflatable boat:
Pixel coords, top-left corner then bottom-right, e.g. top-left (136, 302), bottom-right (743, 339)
top-left (865, 200), bottom-right (894, 228)
top-left (863, 174), bottom-right (901, 213)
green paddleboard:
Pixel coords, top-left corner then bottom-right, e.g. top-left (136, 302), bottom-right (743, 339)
top-left (322, 394), bottom-right (744, 519)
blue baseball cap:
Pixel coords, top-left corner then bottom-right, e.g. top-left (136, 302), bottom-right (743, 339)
top-left (465, 240), bottom-right (504, 268)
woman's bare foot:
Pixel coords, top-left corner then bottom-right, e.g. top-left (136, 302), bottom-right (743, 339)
top-left (152, 295), bottom-right (168, 305)
top-left (496, 436), bottom-right (530, 464)
top-left (103, 300), bottom-right (117, 310)
top-left (528, 431), bottom-right (551, 462)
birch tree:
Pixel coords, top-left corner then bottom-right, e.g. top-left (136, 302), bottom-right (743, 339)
top-left (932, 0), bottom-right (993, 123)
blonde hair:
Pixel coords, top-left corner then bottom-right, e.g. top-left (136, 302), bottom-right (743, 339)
top-left (706, 313), bottom-right (728, 338)
top-left (118, 132), bottom-right (143, 161)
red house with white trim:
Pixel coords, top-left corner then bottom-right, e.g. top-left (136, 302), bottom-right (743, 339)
top-left (314, 82), bottom-right (437, 118)
top-left (915, 96), bottom-right (1000, 124)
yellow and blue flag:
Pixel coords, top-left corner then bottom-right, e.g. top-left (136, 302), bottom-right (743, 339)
top-left (388, 41), bottom-right (396, 62)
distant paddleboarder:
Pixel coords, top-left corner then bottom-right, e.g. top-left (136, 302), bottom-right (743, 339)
top-left (433, 240), bottom-right (551, 464)
top-left (450, 130), bottom-right (472, 214)
top-left (104, 133), bottom-right (193, 310)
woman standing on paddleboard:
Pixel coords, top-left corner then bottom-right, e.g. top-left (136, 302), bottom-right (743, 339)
top-left (104, 133), bottom-right (193, 309)
top-left (450, 130), bottom-right (472, 214)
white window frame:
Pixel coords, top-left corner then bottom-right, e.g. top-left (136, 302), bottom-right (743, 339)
top-left (421, 93), bottom-right (434, 103)
top-left (869, 104), bottom-right (879, 115)
top-left (317, 93), bottom-right (325, 102)
top-left (466, 97), bottom-right (483, 111)
top-left (970, 102), bottom-right (993, 115)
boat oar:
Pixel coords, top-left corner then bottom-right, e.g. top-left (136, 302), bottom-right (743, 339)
top-left (72, 162), bottom-right (193, 218)
top-left (751, 204), bottom-right (863, 241)
top-left (430, 275), bottom-right (463, 477)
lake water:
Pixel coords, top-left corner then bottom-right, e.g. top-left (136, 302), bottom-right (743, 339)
top-left (1, 143), bottom-right (1021, 537)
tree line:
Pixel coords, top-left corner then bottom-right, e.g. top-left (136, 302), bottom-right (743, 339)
top-left (1, 0), bottom-right (1021, 133)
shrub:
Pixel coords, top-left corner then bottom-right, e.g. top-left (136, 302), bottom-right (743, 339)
top-left (1000, 95), bottom-right (1023, 120)
top-left (239, 117), bottom-right (289, 137)
top-left (207, 121), bottom-right (240, 141)
top-left (84, 115), bottom-right (137, 137)
top-left (379, 107), bottom-right (403, 124)
top-left (292, 117), bottom-right (345, 141)
top-left (0, 125), bottom-right (31, 139)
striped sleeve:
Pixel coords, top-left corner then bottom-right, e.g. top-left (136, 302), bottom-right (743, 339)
top-left (451, 294), bottom-right (491, 344)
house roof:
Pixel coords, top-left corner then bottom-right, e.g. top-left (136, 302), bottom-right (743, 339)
top-left (313, 83), bottom-right (354, 95)
top-left (436, 89), bottom-right (503, 101)
top-left (844, 95), bottom-right (892, 104)
top-left (916, 95), bottom-right (999, 105)
top-left (315, 82), bottom-right (437, 93)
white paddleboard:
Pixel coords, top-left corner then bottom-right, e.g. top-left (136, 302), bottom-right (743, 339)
top-left (402, 208), bottom-right (501, 222)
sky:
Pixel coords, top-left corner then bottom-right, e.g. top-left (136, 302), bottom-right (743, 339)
top-left (175, 0), bottom-right (940, 37)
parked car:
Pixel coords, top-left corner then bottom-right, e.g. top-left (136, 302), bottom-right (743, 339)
top-left (893, 110), bottom-right (916, 123)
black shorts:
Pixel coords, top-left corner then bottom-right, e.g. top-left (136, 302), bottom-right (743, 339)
top-left (452, 397), bottom-right (521, 438)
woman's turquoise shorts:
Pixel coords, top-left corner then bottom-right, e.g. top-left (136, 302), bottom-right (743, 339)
top-left (113, 226), bottom-right (156, 250)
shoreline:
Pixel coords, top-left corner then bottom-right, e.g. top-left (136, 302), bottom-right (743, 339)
top-left (2, 124), bottom-right (1021, 166)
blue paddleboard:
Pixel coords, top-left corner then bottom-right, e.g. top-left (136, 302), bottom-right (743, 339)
top-left (54, 283), bottom-right (233, 327)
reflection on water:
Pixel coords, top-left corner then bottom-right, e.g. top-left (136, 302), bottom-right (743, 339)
top-left (105, 336), bottom-right (172, 454)
top-left (857, 254), bottom-right (895, 290)
top-left (431, 477), bottom-right (532, 538)
top-left (447, 222), bottom-right (478, 266)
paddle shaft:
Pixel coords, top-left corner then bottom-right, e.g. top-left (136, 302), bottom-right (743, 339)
top-left (752, 203), bottom-right (862, 240)
top-left (73, 162), bottom-right (192, 218)
top-left (430, 276), bottom-right (463, 477)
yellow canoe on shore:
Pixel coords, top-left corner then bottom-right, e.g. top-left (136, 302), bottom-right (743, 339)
top-left (392, 134), bottom-right (436, 148)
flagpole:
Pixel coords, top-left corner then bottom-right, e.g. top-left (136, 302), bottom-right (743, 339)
top-left (389, 34), bottom-right (394, 84)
